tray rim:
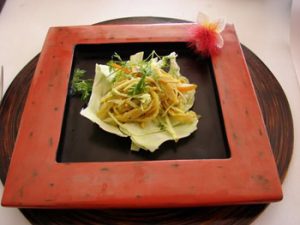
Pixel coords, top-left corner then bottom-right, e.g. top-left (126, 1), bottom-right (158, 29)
top-left (1, 23), bottom-right (282, 208)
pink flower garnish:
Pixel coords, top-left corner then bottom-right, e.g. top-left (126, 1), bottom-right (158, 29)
top-left (189, 13), bottom-right (226, 56)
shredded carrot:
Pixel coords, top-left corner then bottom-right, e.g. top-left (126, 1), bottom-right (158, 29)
top-left (111, 63), bottom-right (131, 74)
top-left (177, 84), bottom-right (197, 92)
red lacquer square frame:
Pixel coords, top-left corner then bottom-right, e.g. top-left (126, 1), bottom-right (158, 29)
top-left (2, 23), bottom-right (282, 208)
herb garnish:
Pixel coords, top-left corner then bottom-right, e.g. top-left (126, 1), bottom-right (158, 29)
top-left (128, 73), bottom-right (147, 95)
top-left (71, 68), bottom-right (93, 102)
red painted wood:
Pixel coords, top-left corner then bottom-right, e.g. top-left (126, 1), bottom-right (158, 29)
top-left (1, 23), bottom-right (282, 208)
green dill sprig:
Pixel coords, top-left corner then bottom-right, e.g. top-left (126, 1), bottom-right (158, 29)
top-left (71, 68), bottom-right (93, 102)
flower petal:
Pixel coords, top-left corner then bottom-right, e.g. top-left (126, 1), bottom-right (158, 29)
top-left (214, 18), bottom-right (226, 33)
top-left (215, 33), bottom-right (224, 48)
top-left (197, 12), bottom-right (209, 25)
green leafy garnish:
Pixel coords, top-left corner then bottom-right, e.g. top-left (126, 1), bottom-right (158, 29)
top-left (112, 52), bottom-right (123, 62)
top-left (71, 68), bottom-right (93, 102)
top-left (128, 73), bottom-right (147, 95)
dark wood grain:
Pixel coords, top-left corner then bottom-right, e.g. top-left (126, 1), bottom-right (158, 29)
top-left (0, 17), bottom-right (293, 225)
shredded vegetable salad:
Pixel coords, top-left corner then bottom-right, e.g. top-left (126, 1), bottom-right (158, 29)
top-left (79, 51), bottom-right (199, 152)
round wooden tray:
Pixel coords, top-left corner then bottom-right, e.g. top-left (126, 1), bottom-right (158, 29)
top-left (0, 17), bottom-right (293, 225)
